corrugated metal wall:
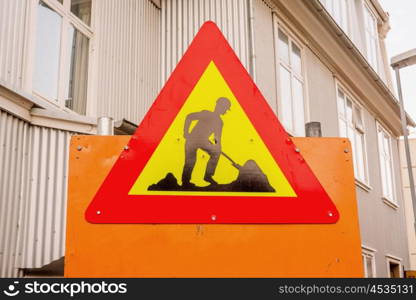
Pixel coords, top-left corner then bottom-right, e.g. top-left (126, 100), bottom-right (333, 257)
top-left (95, 0), bottom-right (160, 125)
top-left (94, 0), bottom-right (251, 125)
top-left (0, 110), bottom-right (28, 277)
top-left (0, 109), bottom-right (71, 277)
top-left (0, 0), bottom-right (27, 89)
top-left (252, 0), bottom-right (277, 112)
top-left (161, 0), bottom-right (251, 81)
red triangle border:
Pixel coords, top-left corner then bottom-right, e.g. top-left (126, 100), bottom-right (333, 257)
top-left (85, 22), bottom-right (339, 224)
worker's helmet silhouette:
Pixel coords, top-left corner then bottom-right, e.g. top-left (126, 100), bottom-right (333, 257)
top-left (215, 97), bottom-right (231, 114)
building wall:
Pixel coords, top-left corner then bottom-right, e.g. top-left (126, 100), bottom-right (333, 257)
top-left (0, 109), bottom-right (72, 277)
top-left (94, 0), bottom-right (161, 124)
top-left (94, 0), bottom-right (251, 124)
top-left (355, 113), bottom-right (409, 276)
top-left (399, 139), bottom-right (416, 270)
top-left (252, 0), bottom-right (278, 113)
top-left (254, 0), bottom-right (410, 276)
top-left (161, 0), bottom-right (251, 81)
top-left (301, 5), bottom-right (410, 275)
top-left (0, 110), bottom-right (28, 277)
top-left (0, 0), bottom-right (27, 90)
top-left (304, 48), bottom-right (338, 137)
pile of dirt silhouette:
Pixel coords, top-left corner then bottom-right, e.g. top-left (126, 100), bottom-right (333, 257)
top-left (148, 160), bottom-right (275, 192)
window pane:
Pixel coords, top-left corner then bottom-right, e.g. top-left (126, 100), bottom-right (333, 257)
top-left (33, 2), bottom-right (62, 100)
top-left (365, 33), bottom-right (372, 59)
top-left (384, 136), bottom-right (393, 199)
top-left (370, 37), bottom-right (378, 70)
top-left (362, 255), bottom-right (367, 277)
top-left (389, 262), bottom-right (401, 278)
top-left (378, 126), bottom-right (395, 200)
top-left (385, 157), bottom-right (393, 199)
top-left (354, 105), bottom-right (364, 130)
top-left (291, 43), bottom-right (302, 75)
top-left (366, 257), bottom-right (374, 278)
top-left (340, 0), bottom-right (348, 31)
top-left (293, 78), bottom-right (305, 136)
top-left (65, 26), bottom-right (89, 115)
top-left (381, 157), bottom-right (388, 195)
top-left (346, 99), bottom-right (353, 124)
top-left (339, 120), bottom-right (347, 138)
top-left (278, 30), bottom-right (289, 64)
top-left (383, 133), bottom-right (389, 155)
top-left (355, 131), bottom-right (365, 182)
top-left (365, 7), bottom-right (376, 35)
top-left (378, 129), bottom-right (384, 153)
top-left (279, 65), bottom-right (293, 132)
top-left (337, 90), bottom-right (345, 117)
top-left (323, 0), bottom-right (349, 34)
top-left (348, 125), bottom-right (357, 174)
top-left (364, 6), bottom-right (370, 28)
top-left (378, 129), bottom-right (388, 196)
top-left (364, 6), bottom-right (378, 71)
top-left (71, 0), bottom-right (92, 26)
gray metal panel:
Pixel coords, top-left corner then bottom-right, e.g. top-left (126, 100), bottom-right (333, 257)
top-left (304, 47), bottom-right (338, 136)
top-left (252, 0), bottom-right (278, 113)
top-left (19, 125), bottom-right (70, 270)
top-left (0, 0), bottom-right (27, 89)
top-left (0, 109), bottom-right (71, 277)
top-left (95, 0), bottom-right (250, 124)
top-left (95, 0), bottom-right (160, 125)
top-left (0, 110), bottom-right (28, 277)
top-left (161, 0), bottom-right (250, 82)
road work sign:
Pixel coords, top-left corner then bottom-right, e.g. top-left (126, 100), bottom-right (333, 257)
top-left (85, 22), bottom-right (339, 224)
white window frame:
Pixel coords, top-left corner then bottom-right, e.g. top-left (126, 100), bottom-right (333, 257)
top-left (29, 0), bottom-right (94, 115)
top-left (386, 255), bottom-right (403, 278)
top-left (362, 246), bottom-right (376, 278)
top-left (335, 82), bottom-right (370, 186)
top-left (320, 0), bottom-right (352, 36)
top-left (272, 16), bottom-right (309, 137)
top-left (362, 1), bottom-right (380, 73)
top-left (376, 122), bottom-right (397, 206)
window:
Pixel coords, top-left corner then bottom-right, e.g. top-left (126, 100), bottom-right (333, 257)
top-left (65, 25), bottom-right (90, 114)
top-left (274, 26), bottom-right (306, 136)
top-left (33, 0), bottom-right (92, 115)
top-left (321, 0), bottom-right (350, 35)
top-left (377, 123), bottom-right (395, 203)
top-left (337, 87), bottom-right (368, 184)
top-left (362, 248), bottom-right (376, 278)
top-left (33, 2), bottom-right (62, 101)
top-left (386, 256), bottom-right (403, 278)
top-left (363, 4), bottom-right (379, 72)
top-left (71, 0), bottom-right (92, 26)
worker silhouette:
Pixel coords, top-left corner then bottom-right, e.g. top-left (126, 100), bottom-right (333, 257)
top-left (181, 97), bottom-right (231, 187)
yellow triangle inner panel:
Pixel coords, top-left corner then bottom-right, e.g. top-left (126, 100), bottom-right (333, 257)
top-left (129, 61), bottom-right (296, 197)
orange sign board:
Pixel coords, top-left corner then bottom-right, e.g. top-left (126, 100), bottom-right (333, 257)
top-left (65, 136), bottom-right (363, 277)
top-left (86, 22), bottom-right (338, 224)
